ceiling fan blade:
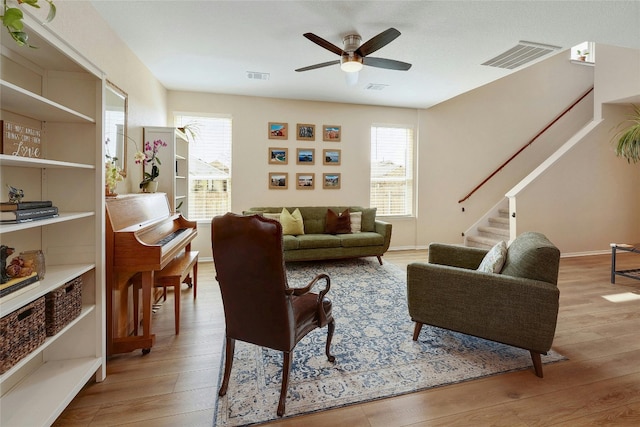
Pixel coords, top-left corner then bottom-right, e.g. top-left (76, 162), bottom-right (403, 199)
top-left (363, 57), bottom-right (412, 71)
top-left (303, 33), bottom-right (343, 56)
top-left (295, 60), bottom-right (341, 72)
top-left (356, 28), bottom-right (401, 57)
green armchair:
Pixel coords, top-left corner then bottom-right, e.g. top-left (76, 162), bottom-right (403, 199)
top-left (407, 232), bottom-right (561, 377)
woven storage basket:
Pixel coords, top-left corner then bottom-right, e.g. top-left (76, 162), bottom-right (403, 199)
top-left (0, 296), bottom-right (46, 374)
top-left (45, 276), bottom-right (82, 336)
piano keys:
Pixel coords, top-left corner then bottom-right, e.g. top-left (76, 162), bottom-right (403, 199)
top-left (105, 193), bottom-right (197, 355)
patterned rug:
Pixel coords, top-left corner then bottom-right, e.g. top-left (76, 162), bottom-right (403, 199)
top-left (214, 258), bottom-right (565, 426)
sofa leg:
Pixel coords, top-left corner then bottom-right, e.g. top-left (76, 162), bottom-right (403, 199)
top-left (412, 322), bottom-right (423, 341)
top-left (377, 255), bottom-right (383, 265)
top-left (530, 350), bottom-right (543, 378)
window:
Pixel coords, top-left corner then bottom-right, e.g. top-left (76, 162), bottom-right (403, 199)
top-left (370, 125), bottom-right (414, 216)
top-left (174, 114), bottom-right (232, 221)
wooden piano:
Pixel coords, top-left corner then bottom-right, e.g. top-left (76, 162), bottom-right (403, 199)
top-left (105, 193), bottom-right (197, 355)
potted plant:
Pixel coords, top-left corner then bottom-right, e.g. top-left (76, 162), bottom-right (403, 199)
top-left (612, 104), bottom-right (640, 164)
top-left (135, 138), bottom-right (167, 192)
top-left (577, 49), bottom-right (589, 61)
top-left (1, 0), bottom-right (56, 47)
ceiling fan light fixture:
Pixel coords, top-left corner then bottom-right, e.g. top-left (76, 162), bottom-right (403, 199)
top-left (341, 53), bottom-right (363, 72)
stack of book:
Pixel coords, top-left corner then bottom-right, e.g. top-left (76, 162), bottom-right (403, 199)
top-left (0, 272), bottom-right (40, 302)
top-left (0, 201), bottom-right (58, 223)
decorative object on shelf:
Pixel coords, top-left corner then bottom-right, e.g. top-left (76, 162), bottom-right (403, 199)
top-left (136, 138), bottom-right (167, 191)
top-left (296, 123), bottom-right (315, 141)
top-left (1, 0), bottom-right (56, 47)
top-left (0, 296), bottom-right (46, 374)
top-left (19, 249), bottom-right (45, 280)
top-left (1, 245), bottom-right (14, 284)
top-left (45, 276), bottom-right (82, 336)
top-left (268, 122), bottom-right (288, 140)
top-left (177, 122), bottom-right (200, 143)
top-left (105, 148), bottom-right (125, 197)
top-left (612, 104), bottom-right (640, 164)
top-left (323, 173), bottom-right (341, 189)
top-left (269, 172), bottom-right (288, 189)
top-left (6, 184), bottom-right (24, 203)
top-left (323, 125), bottom-right (341, 142)
top-left (576, 49), bottom-right (589, 61)
top-left (1, 120), bottom-right (42, 158)
top-left (268, 147), bottom-right (288, 164)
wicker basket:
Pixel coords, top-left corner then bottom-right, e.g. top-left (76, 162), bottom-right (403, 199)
top-left (45, 276), bottom-right (82, 337)
top-left (0, 296), bottom-right (46, 374)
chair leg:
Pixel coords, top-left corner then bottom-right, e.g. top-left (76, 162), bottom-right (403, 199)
top-left (325, 319), bottom-right (336, 362)
top-left (277, 351), bottom-right (292, 417)
top-left (530, 350), bottom-right (544, 378)
top-left (377, 255), bottom-right (383, 265)
top-left (412, 322), bottom-right (423, 341)
top-left (218, 337), bottom-right (235, 396)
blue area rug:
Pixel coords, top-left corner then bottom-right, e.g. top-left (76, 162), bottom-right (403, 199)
top-left (214, 258), bottom-right (565, 426)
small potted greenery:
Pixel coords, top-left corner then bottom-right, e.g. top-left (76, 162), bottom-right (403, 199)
top-left (576, 50), bottom-right (589, 62)
top-left (612, 104), bottom-right (640, 164)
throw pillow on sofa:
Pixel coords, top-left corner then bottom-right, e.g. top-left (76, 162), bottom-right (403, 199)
top-left (477, 240), bottom-right (507, 273)
top-left (350, 211), bottom-right (362, 233)
top-left (280, 208), bottom-right (305, 235)
top-left (325, 208), bottom-right (351, 234)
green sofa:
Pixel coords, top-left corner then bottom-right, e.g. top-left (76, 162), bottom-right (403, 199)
top-left (407, 232), bottom-right (561, 377)
top-left (245, 206), bottom-right (392, 264)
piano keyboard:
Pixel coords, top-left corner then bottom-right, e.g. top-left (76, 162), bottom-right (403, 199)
top-left (155, 228), bottom-right (187, 246)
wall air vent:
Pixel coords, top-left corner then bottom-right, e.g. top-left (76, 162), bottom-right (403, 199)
top-left (246, 71), bottom-right (270, 80)
top-left (482, 41), bottom-right (561, 69)
top-left (365, 83), bottom-right (388, 91)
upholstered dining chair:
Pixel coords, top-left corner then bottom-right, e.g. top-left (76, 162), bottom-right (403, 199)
top-left (211, 212), bottom-right (336, 416)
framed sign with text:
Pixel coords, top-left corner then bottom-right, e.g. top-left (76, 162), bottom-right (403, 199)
top-left (1, 120), bottom-right (42, 158)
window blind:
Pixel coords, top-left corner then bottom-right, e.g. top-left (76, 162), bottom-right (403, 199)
top-left (174, 114), bottom-right (232, 220)
top-left (370, 125), bottom-right (414, 216)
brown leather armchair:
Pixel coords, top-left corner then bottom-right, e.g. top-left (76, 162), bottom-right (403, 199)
top-left (211, 212), bottom-right (335, 416)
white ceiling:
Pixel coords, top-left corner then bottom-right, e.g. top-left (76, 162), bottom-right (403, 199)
top-left (90, 1), bottom-right (640, 109)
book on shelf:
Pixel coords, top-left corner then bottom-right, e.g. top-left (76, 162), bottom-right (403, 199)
top-left (0, 201), bottom-right (53, 211)
top-left (0, 273), bottom-right (40, 299)
top-left (0, 206), bottom-right (58, 221)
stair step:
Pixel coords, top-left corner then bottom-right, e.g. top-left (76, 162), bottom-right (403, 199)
top-left (477, 226), bottom-right (510, 238)
top-left (498, 208), bottom-right (509, 218)
top-left (466, 235), bottom-right (501, 249)
top-left (488, 216), bottom-right (509, 228)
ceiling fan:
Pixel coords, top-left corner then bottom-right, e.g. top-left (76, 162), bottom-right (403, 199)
top-left (295, 28), bottom-right (412, 74)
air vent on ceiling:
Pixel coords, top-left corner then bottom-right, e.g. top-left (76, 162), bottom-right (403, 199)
top-left (246, 71), bottom-right (270, 80)
top-left (482, 41), bottom-right (561, 69)
top-left (365, 83), bottom-right (389, 91)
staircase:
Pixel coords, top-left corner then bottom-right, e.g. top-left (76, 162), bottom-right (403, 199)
top-left (465, 208), bottom-right (510, 249)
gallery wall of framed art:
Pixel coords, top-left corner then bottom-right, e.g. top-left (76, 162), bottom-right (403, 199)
top-left (266, 121), bottom-right (342, 190)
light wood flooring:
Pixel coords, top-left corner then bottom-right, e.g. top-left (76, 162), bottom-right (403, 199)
top-left (54, 250), bottom-right (640, 426)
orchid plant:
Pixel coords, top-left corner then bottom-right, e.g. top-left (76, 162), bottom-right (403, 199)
top-left (136, 139), bottom-right (167, 188)
top-left (1, 0), bottom-right (56, 47)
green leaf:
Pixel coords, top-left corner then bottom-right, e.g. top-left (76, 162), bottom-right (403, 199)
top-left (45, 0), bottom-right (56, 23)
top-left (2, 8), bottom-right (25, 31)
top-left (20, 0), bottom-right (41, 8)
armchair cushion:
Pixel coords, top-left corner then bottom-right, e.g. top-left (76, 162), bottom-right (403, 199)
top-left (477, 241), bottom-right (507, 273)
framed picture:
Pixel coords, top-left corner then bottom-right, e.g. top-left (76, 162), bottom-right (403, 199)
top-left (323, 125), bottom-right (341, 142)
top-left (269, 172), bottom-right (288, 189)
top-left (268, 147), bottom-right (288, 164)
top-left (296, 123), bottom-right (315, 141)
top-left (296, 148), bottom-right (315, 165)
top-left (323, 149), bottom-right (341, 165)
top-left (268, 122), bottom-right (288, 140)
top-left (323, 173), bottom-right (341, 189)
top-left (296, 173), bottom-right (315, 190)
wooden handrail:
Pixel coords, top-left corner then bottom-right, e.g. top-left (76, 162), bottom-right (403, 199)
top-left (458, 86), bottom-right (594, 204)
